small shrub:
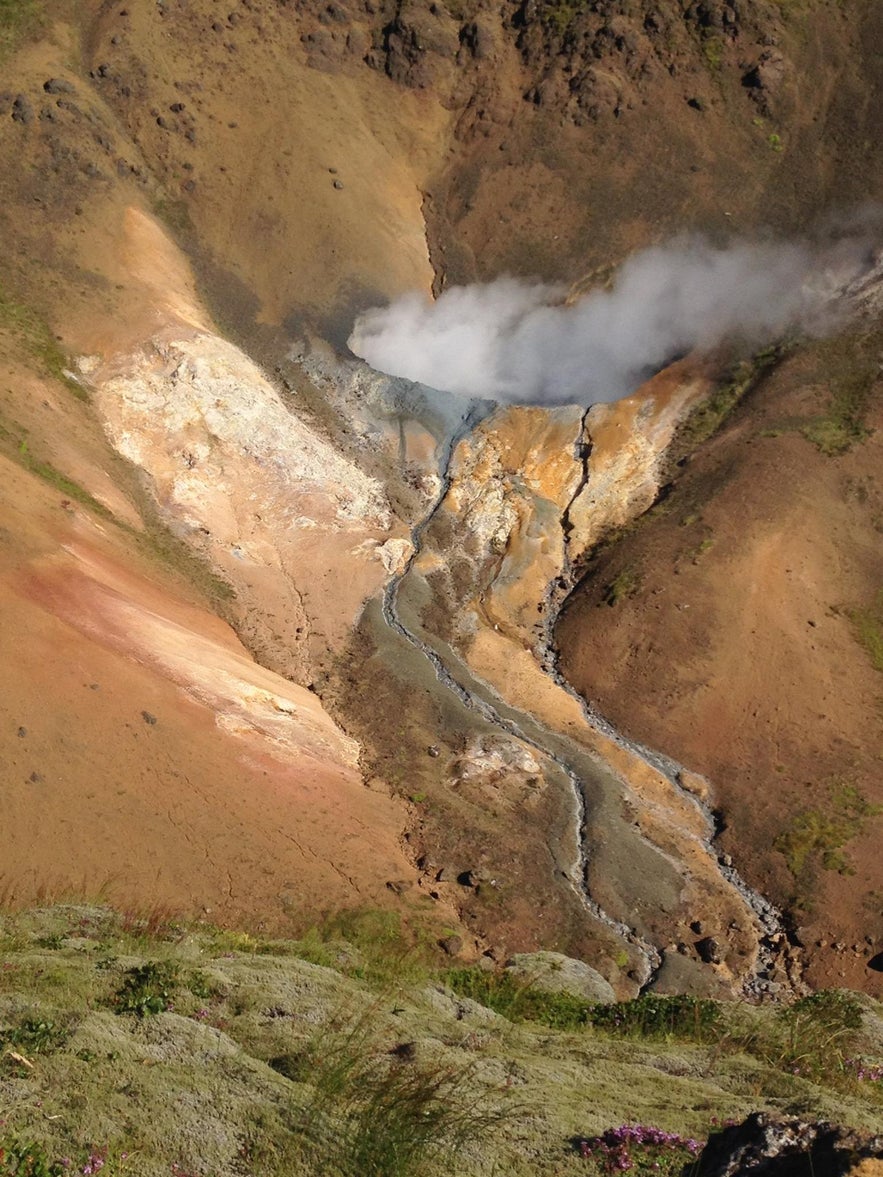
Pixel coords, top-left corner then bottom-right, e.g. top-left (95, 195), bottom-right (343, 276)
top-left (0, 1137), bottom-right (66, 1177)
top-left (587, 994), bottom-right (721, 1042)
top-left (112, 961), bottom-right (178, 1017)
top-left (0, 1017), bottom-right (70, 1056)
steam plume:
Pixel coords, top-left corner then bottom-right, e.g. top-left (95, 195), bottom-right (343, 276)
top-left (348, 236), bottom-right (861, 405)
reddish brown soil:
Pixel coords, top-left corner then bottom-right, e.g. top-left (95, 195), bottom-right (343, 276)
top-left (558, 336), bottom-right (883, 993)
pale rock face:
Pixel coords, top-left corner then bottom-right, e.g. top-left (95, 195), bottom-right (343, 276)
top-left (85, 329), bottom-right (411, 682)
top-left (568, 368), bottom-right (711, 564)
top-left (450, 734), bottom-right (545, 811)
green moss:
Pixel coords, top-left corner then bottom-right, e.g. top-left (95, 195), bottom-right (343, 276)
top-left (0, 287), bottom-right (88, 401)
top-left (849, 593), bottom-right (883, 672)
top-left (774, 781), bottom-right (882, 885)
top-left (601, 565), bottom-right (641, 607)
top-left (0, 0), bottom-right (41, 59)
top-left (800, 346), bottom-right (875, 455)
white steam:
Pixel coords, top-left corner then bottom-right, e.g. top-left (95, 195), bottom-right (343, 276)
top-left (348, 236), bottom-right (855, 405)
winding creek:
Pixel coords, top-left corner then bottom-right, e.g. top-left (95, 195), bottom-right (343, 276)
top-left (379, 392), bottom-right (795, 996)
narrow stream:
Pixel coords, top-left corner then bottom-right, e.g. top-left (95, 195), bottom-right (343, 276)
top-left (380, 394), bottom-right (796, 996)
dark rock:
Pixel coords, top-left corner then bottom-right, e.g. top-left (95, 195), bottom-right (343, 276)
top-left (11, 95), bottom-right (33, 125)
top-left (332, 178), bottom-right (344, 189)
top-left (17, 727), bottom-right (26, 738)
top-left (439, 935), bottom-right (463, 956)
top-left (694, 1112), bottom-right (883, 1176)
top-left (687, 96), bottom-right (706, 111)
top-left (695, 936), bottom-right (723, 964)
top-left (385, 879), bottom-right (412, 895)
top-left (742, 50), bottom-right (787, 94)
top-left (29, 771), bottom-right (43, 784)
top-left (141, 710), bottom-right (158, 725)
top-left (869, 951), bottom-right (883, 972)
top-left (389, 1040), bottom-right (416, 1061)
top-left (43, 78), bottom-right (75, 94)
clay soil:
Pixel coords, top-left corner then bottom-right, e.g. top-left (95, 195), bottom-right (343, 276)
top-left (557, 335), bottom-right (883, 994)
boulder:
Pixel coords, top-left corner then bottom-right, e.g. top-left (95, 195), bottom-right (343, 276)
top-left (505, 951), bottom-right (615, 1003)
top-left (694, 1113), bottom-right (883, 1176)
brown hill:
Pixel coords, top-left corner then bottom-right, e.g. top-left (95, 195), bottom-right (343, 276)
top-left (0, 0), bottom-right (881, 990)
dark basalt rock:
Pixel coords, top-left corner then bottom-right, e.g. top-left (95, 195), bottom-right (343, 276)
top-left (694, 1113), bottom-right (883, 1176)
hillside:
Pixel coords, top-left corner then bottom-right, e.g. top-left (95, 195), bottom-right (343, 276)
top-left (0, 904), bottom-right (882, 1175)
top-left (0, 0), bottom-right (881, 1022)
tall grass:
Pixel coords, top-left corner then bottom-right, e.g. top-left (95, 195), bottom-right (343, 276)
top-left (290, 1009), bottom-right (512, 1177)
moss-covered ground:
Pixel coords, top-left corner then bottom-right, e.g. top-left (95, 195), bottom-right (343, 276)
top-left (1, 907), bottom-right (881, 1176)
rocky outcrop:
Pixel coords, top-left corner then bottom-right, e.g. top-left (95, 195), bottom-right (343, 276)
top-left (694, 1113), bottom-right (883, 1177)
top-left (505, 950), bottom-right (615, 1003)
top-left (79, 209), bottom-right (413, 686)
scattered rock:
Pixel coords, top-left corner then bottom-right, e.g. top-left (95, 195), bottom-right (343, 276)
top-left (332, 178), bottom-right (344, 189)
top-left (11, 95), bottom-right (34, 125)
top-left (696, 936), bottom-right (723, 965)
top-left (385, 879), bottom-right (412, 895)
top-left (43, 78), bottom-right (75, 94)
top-left (28, 771), bottom-right (43, 784)
top-left (439, 935), bottom-right (463, 956)
top-left (869, 952), bottom-right (883, 972)
top-left (17, 726), bottom-right (26, 738)
top-left (504, 951), bottom-right (615, 1003)
top-left (141, 711), bottom-right (158, 725)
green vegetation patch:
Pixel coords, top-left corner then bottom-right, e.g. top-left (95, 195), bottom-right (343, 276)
top-left (678, 346), bottom-right (782, 454)
top-left (0, 0), bottom-right (41, 59)
top-left (13, 439), bottom-right (115, 520)
top-left (445, 972), bottom-right (720, 1042)
top-left (601, 565), bottom-right (642, 607)
top-left (586, 993), bottom-right (721, 1042)
top-left (445, 967), bottom-right (594, 1029)
top-left (774, 781), bottom-right (882, 884)
top-left (846, 590), bottom-right (883, 672)
top-left (800, 344), bottom-right (876, 456)
top-left (111, 960), bottom-right (179, 1017)
top-left (0, 287), bottom-right (87, 401)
